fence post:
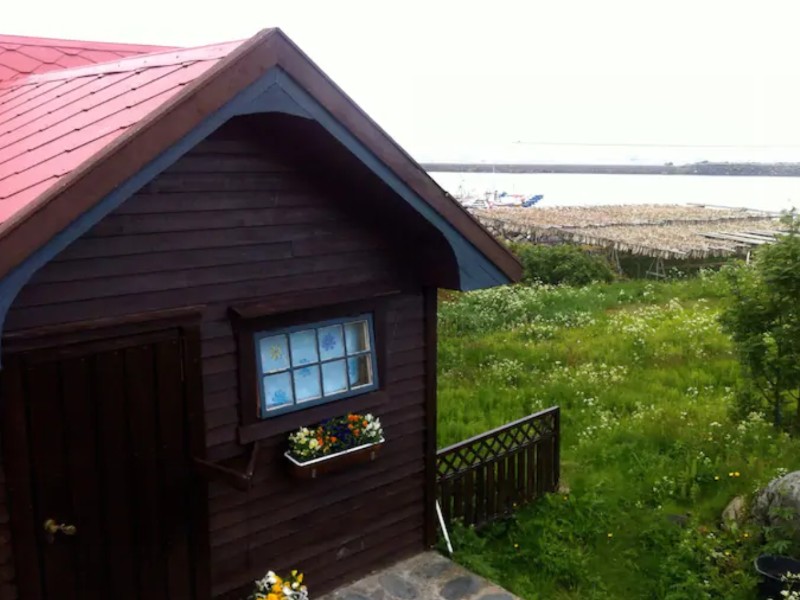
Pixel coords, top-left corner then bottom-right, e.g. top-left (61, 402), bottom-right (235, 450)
top-left (554, 407), bottom-right (561, 491)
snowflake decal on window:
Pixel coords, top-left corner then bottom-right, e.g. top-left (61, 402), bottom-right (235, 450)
top-left (298, 366), bottom-right (313, 379)
top-left (269, 345), bottom-right (283, 361)
top-left (272, 389), bottom-right (289, 405)
top-left (321, 333), bottom-right (338, 351)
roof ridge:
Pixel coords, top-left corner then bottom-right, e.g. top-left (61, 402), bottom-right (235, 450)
top-left (0, 34), bottom-right (175, 52)
top-left (3, 41), bottom-right (245, 87)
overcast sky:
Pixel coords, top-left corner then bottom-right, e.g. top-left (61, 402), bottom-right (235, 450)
top-left (6, 0), bottom-right (800, 163)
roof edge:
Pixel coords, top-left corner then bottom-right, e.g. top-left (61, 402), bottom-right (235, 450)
top-left (271, 30), bottom-right (522, 282)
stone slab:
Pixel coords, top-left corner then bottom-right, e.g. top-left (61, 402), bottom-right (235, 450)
top-left (318, 552), bottom-right (521, 600)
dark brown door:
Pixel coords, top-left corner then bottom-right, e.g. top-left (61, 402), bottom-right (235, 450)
top-left (1, 328), bottom-right (206, 599)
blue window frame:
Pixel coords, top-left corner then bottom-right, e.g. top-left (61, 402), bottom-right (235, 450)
top-left (254, 313), bottom-right (379, 418)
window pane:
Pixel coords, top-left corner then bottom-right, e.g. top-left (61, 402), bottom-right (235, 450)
top-left (293, 365), bottom-right (322, 402)
top-left (347, 354), bottom-right (373, 388)
top-left (262, 371), bottom-right (294, 411)
top-left (318, 324), bottom-right (345, 360)
top-left (259, 335), bottom-right (290, 374)
top-left (289, 330), bottom-right (318, 366)
top-left (344, 320), bottom-right (370, 354)
top-left (321, 359), bottom-right (348, 396)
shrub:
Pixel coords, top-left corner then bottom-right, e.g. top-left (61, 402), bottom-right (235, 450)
top-left (512, 243), bottom-right (615, 286)
top-left (720, 218), bottom-right (800, 432)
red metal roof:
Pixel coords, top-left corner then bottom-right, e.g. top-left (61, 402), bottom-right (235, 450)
top-left (0, 41), bottom-right (244, 226)
top-left (0, 34), bottom-right (176, 82)
top-left (0, 29), bottom-right (522, 285)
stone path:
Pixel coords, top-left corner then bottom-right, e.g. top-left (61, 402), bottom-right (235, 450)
top-left (318, 552), bottom-right (520, 600)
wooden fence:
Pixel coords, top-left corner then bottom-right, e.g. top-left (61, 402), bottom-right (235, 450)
top-left (436, 406), bottom-right (560, 529)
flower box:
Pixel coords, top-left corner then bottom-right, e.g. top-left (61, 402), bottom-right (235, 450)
top-left (285, 412), bottom-right (384, 479)
top-left (285, 437), bottom-right (385, 479)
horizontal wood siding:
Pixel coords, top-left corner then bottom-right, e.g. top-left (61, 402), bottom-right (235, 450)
top-left (2, 121), bottom-right (428, 597)
top-left (0, 461), bottom-right (15, 600)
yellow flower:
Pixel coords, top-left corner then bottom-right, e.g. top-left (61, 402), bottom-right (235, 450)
top-left (714, 475), bottom-right (720, 481)
top-left (734, 471), bottom-right (741, 477)
top-left (271, 583), bottom-right (282, 593)
top-left (743, 532), bottom-right (750, 539)
top-left (728, 472), bottom-right (734, 477)
top-left (513, 543), bottom-right (519, 549)
top-left (297, 573), bottom-right (304, 583)
top-left (724, 550), bottom-right (731, 556)
top-left (607, 533), bottom-right (614, 539)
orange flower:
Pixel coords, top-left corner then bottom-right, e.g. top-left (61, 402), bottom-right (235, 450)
top-left (317, 437), bottom-right (323, 446)
top-left (363, 420), bottom-right (368, 427)
top-left (354, 429), bottom-right (360, 437)
top-left (330, 436), bottom-right (338, 443)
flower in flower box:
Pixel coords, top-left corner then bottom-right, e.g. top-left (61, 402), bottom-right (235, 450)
top-left (288, 413), bottom-right (383, 461)
top-left (252, 569), bottom-right (308, 600)
top-left (286, 413), bottom-right (384, 478)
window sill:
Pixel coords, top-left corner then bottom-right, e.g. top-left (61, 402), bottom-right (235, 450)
top-left (237, 390), bottom-right (389, 444)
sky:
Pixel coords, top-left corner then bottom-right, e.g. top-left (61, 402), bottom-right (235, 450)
top-left (6, 0), bottom-right (800, 163)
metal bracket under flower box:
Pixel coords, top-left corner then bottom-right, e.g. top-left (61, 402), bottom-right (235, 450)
top-left (285, 438), bottom-right (385, 479)
top-left (193, 442), bottom-right (260, 491)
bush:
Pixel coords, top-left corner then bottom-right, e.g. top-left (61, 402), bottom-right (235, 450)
top-left (720, 218), bottom-right (800, 432)
top-left (513, 243), bottom-right (615, 286)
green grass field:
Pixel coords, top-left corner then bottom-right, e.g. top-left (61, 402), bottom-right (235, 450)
top-left (437, 275), bottom-right (800, 599)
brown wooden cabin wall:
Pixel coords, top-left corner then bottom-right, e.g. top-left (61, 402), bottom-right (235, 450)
top-left (0, 460), bottom-right (15, 600)
top-left (1, 120), bottom-right (430, 598)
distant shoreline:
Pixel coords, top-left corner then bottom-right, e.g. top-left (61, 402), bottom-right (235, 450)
top-left (421, 162), bottom-right (800, 177)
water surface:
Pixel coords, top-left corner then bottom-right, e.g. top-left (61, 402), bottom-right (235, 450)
top-left (429, 172), bottom-right (800, 213)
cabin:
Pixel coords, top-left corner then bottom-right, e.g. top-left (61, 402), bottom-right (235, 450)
top-left (0, 30), bottom-right (521, 599)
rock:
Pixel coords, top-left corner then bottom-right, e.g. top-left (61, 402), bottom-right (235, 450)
top-left (721, 496), bottom-right (746, 529)
top-left (666, 513), bottom-right (690, 528)
top-left (440, 575), bottom-right (482, 600)
top-left (378, 573), bottom-right (417, 600)
top-left (340, 593), bottom-right (372, 600)
top-left (416, 557), bottom-right (452, 580)
top-left (753, 471), bottom-right (800, 541)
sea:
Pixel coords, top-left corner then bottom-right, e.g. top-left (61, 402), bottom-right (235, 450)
top-left (428, 172), bottom-right (800, 214)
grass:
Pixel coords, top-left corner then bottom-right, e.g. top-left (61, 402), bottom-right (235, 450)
top-left (437, 273), bottom-right (800, 599)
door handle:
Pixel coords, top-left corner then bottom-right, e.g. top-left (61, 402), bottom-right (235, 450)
top-left (43, 518), bottom-right (77, 542)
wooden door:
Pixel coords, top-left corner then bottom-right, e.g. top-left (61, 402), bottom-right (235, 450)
top-left (1, 328), bottom-right (207, 600)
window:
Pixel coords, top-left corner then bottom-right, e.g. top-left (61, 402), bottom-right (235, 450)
top-left (254, 314), bottom-right (378, 417)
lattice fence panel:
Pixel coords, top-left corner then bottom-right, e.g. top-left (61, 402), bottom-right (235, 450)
top-left (436, 407), bottom-right (560, 529)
